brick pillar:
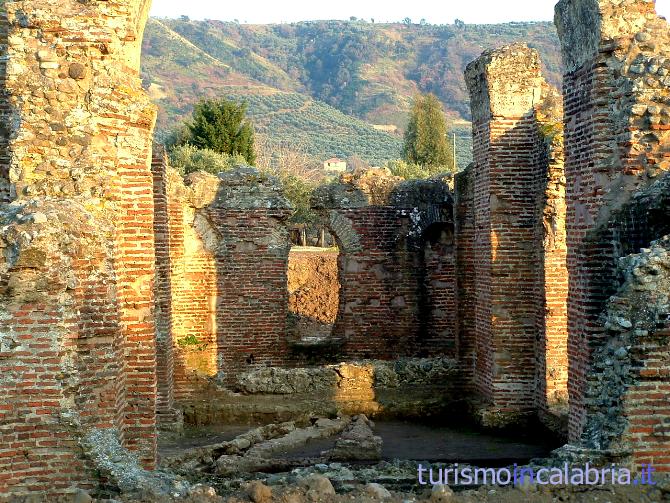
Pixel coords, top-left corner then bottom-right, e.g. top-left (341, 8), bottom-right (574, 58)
top-left (465, 44), bottom-right (568, 425)
top-left (202, 168), bottom-right (293, 382)
top-left (555, 0), bottom-right (670, 444)
top-left (0, 0), bottom-right (157, 494)
top-left (534, 90), bottom-right (569, 426)
top-left (151, 146), bottom-right (183, 429)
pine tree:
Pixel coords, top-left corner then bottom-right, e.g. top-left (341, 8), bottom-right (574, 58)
top-left (186, 98), bottom-right (256, 165)
top-left (402, 94), bottom-right (455, 173)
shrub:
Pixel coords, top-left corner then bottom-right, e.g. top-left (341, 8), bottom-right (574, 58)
top-left (169, 144), bottom-right (247, 176)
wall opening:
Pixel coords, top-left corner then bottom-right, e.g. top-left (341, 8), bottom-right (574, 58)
top-left (287, 227), bottom-right (342, 360)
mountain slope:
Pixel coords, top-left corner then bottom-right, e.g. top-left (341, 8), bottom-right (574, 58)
top-left (141, 18), bottom-right (562, 167)
top-left (226, 92), bottom-right (402, 166)
top-left (142, 19), bottom-right (561, 128)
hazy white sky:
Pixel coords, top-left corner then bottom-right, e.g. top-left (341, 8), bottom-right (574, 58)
top-left (150, 0), bottom-right (670, 24)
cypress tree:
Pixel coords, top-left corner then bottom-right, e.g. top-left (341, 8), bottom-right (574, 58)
top-left (403, 93), bottom-right (454, 172)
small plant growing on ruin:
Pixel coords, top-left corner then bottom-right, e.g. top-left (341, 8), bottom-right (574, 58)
top-left (177, 334), bottom-right (204, 348)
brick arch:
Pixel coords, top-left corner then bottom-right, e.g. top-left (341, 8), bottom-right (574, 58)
top-left (326, 210), bottom-right (362, 254)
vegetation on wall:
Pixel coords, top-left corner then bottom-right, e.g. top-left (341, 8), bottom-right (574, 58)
top-left (169, 144), bottom-right (247, 177)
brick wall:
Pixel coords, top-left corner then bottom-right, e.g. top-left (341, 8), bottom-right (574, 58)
top-left (0, 204), bottom-right (120, 495)
top-left (156, 166), bottom-right (294, 393)
top-left (555, 0), bottom-right (670, 449)
top-left (328, 207), bottom-right (423, 358)
top-left (154, 168), bottom-right (219, 402)
top-left (151, 147), bottom-right (182, 428)
top-left (206, 207), bottom-right (292, 379)
top-left (0, 0), bottom-right (157, 495)
top-left (534, 90), bottom-right (570, 422)
top-left (455, 166), bottom-right (477, 380)
top-left (421, 223), bottom-right (457, 356)
top-left (314, 171), bottom-right (456, 361)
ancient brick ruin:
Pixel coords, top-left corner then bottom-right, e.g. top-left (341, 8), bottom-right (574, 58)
top-left (555, 0), bottom-right (670, 471)
top-left (463, 44), bottom-right (569, 427)
top-left (311, 169), bottom-right (456, 360)
top-left (1, 0), bottom-right (670, 498)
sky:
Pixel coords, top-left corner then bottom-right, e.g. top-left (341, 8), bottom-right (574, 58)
top-left (149, 0), bottom-right (670, 24)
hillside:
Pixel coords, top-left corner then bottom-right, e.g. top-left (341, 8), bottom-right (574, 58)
top-left (141, 18), bottom-right (562, 167)
top-left (226, 92), bottom-right (403, 166)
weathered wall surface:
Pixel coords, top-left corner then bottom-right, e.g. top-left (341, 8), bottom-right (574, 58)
top-left (312, 169), bottom-right (456, 360)
top-left (152, 159), bottom-right (294, 398)
top-left (584, 234), bottom-right (670, 471)
top-left (0, 0), bottom-right (157, 496)
top-left (555, 0), bottom-right (670, 454)
top-left (464, 44), bottom-right (568, 425)
top-left (534, 89), bottom-right (570, 423)
top-left (205, 168), bottom-right (293, 381)
top-left (153, 148), bottom-right (216, 416)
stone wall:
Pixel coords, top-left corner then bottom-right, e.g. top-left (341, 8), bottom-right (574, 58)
top-left (583, 234), bottom-right (670, 471)
top-left (0, 0), bottom-right (157, 496)
top-left (312, 169), bottom-right (456, 360)
top-left (464, 44), bottom-right (569, 425)
top-left (555, 0), bottom-right (670, 453)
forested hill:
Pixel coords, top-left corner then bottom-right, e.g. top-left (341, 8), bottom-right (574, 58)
top-left (141, 18), bottom-right (561, 166)
top-left (142, 18), bottom-right (561, 128)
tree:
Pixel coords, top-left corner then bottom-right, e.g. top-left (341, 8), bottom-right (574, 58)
top-left (402, 93), bottom-right (455, 173)
top-left (185, 98), bottom-right (256, 165)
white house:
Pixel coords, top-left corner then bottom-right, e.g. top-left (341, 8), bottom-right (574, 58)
top-left (323, 157), bottom-right (347, 173)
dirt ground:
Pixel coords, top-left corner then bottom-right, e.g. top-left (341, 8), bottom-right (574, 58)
top-left (287, 248), bottom-right (340, 342)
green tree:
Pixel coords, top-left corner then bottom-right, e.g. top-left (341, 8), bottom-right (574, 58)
top-left (185, 98), bottom-right (256, 164)
top-left (402, 93), bottom-right (455, 173)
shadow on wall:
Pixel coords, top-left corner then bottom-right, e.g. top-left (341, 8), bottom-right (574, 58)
top-left (310, 170), bottom-right (457, 361)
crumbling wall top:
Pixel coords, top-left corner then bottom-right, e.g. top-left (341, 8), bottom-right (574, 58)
top-left (465, 43), bottom-right (544, 122)
top-left (312, 168), bottom-right (404, 209)
top-left (555, 0), bottom-right (659, 72)
top-left (312, 168), bottom-right (453, 210)
top-left (168, 165), bottom-right (292, 211)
